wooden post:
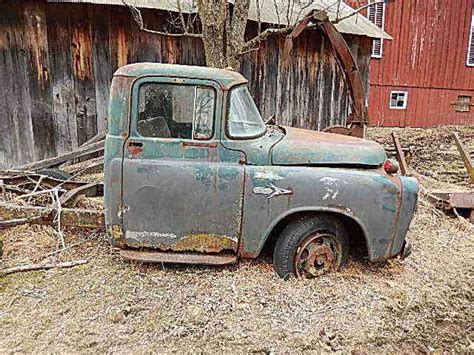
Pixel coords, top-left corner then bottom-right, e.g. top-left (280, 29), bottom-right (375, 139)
top-left (453, 132), bottom-right (474, 184)
top-left (391, 132), bottom-right (408, 176)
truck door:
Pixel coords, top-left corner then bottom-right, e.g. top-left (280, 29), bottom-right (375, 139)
top-left (121, 77), bottom-right (245, 254)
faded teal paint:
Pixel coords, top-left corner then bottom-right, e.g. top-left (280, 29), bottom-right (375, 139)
top-left (105, 63), bottom-right (419, 265)
top-left (108, 76), bottom-right (133, 136)
top-left (185, 147), bottom-right (210, 159)
top-left (271, 127), bottom-right (386, 167)
top-left (194, 165), bottom-right (214, 186)
top-left (114, 63), bottom-right (247, 89)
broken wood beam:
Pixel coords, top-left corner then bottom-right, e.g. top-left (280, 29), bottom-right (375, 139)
top-left (79, 131), bottom-right (106, 147)
top-left (19, 140), bottom-right (105, 171)
top-left (391, 132), bottom-right (409, 176)
top-left (0, 202), bottom-right (105, 230)
top-left (453, 132), bottom-right (474, 184)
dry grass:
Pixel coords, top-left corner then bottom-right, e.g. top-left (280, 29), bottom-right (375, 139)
top-left (1, 126), bottom-right (473, 353)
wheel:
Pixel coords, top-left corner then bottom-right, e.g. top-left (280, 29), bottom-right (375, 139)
top-left (273, 214), bottom-right (349, 279)
top-left (38, 168), bottom-right (72, 181)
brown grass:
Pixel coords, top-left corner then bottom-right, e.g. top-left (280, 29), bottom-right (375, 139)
top-left (1, 126), bottom-right (473, 353)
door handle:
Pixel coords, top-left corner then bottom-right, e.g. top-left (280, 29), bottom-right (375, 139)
top-left (127, 140), bottom-right (143, 155)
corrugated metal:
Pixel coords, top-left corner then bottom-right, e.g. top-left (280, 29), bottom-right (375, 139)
top-left (47, 0), bottom-right (392, 38)
top-left (346, 0), bottom-right (474, 127)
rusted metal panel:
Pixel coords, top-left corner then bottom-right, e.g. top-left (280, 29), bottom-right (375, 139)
top-left (120, 249), bottom-right (237, 265)
top-left (429, 192), bottom-right (474, 209)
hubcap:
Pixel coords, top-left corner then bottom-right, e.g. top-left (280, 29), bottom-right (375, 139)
top-left (294, 233), bottom-right (340, 278)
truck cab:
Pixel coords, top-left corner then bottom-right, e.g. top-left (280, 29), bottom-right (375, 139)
top-left (104, 63), bottom-right (418, 278)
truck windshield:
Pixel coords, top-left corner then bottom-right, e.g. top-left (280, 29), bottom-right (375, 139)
top-left (228, 85), bottom-right (266, 139)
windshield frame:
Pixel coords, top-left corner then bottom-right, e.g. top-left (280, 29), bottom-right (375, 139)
top-left (225, 84), bottom-right (266, 140)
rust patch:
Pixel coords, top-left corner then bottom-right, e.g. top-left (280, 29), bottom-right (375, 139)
top-left (158, 234), bottom-right (238, 253)
top-left (125, 232), bottom-right (239, 253)
top-left (107, 224), bottom-right (124, 247)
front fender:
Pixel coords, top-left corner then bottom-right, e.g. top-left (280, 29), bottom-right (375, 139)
top-left (240, 166), bottom-right (418, 262)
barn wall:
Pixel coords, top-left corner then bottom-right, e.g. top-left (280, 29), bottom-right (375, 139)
top-left (345, 0), bottom-right (474, 127)
top-left (0, 1), bottom-right (371, 167)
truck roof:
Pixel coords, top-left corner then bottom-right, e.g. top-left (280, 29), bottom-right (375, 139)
top-left (114, 63), bottom-right (248, 88)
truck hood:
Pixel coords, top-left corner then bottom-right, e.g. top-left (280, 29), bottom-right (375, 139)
top-left (271, 127), bottom-right (386, 166)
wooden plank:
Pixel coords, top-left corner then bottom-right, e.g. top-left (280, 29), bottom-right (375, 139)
top-left (69, 5), bottom-right (97, 145)
top-left (453, 132), bottom-right (474, 184)
top-left (0, 2), bottom-right (36, 167)
top-left (23, 3), bottom-right (57, 161)
top-left (45, 4), bottom-right (78, 154)
top-left (20, 140), bottom-right (104, 170)
top-left (392, 132), bottom-right (408, 176)
top-left (91, 5), bottom-right (113, 134)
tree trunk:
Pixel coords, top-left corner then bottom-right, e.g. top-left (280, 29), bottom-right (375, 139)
top-left (227, 0), bottom-right (250, 69)
top-left (197, 0), bottom-right (250, 69)
top-left (197, 0), bottom-right (228, 68)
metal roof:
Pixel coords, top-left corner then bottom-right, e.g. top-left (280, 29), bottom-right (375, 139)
top-left (47, 0), bottom-right (392, 39)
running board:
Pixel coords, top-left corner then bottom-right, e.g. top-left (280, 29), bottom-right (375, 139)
top-left (120, 249), bottom-right (237, 265)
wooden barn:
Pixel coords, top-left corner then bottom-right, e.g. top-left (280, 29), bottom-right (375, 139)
top-left (0, 0), bottom-right (387, 168)
top-left (346, 0), bottom-right (474, 127)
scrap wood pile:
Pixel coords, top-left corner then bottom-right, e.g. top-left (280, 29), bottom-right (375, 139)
top-left (0, 132), bottom-right (106, 275)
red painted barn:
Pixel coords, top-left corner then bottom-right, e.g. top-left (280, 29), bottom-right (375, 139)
top-left (346, 0), bottom-right (474, 127)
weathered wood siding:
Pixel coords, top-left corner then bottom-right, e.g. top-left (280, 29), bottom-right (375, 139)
top-left (0, 1), bottom-right (371, 167)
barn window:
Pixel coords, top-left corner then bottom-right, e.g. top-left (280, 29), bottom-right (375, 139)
top-left (389, 91), bottom-right (408, 110)
top-left (368, 0), bottom-right (386, 58)
top-left (467, 5), bottom-right (474, 66)
top-left (452, 95), bottom-right (472, 112)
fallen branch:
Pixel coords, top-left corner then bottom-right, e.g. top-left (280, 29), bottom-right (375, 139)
top-left (1, 259), bottom-right (88, 276)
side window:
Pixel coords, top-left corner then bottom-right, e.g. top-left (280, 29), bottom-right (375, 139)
top-left (137, 83), bottom-right (215, 140)
top-left (389, 91), bottom-right (408, 110)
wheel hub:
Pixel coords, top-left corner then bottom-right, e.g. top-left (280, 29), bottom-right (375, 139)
top-left (294, 233), bottom-right (338, 278)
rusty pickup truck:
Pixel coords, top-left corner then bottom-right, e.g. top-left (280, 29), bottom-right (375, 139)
top-left (103, 63), bottom-right (419, 278)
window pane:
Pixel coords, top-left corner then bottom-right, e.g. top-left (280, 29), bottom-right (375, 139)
top-left (194, 87), bottom-right (215, 140)
top-left (228, 85), bottom-right (266, 138)
top-left (137, 83), bottom-right (214, 139)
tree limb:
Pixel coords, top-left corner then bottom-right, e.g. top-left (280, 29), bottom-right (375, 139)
top-left (123, 0), bottom-right (203, 39)
top-left (241, 26), bottom-right (293, 54)
top-left (1, 259), bottom-right (88, 276)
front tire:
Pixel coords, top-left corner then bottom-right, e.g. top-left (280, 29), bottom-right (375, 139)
top-left (273, 214), bottom-right (349, 279)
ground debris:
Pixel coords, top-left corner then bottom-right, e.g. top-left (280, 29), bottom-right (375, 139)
top-left (0, 126), bottom-right (473, 353)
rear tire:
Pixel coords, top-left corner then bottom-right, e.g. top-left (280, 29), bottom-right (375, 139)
top-left (38, 168), bottom-right (72, 181)
top-left (273, 214), bottom-right (349, 279)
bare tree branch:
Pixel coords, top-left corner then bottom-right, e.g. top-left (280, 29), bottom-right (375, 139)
top-left (123, 0), bottom-right (203, 38)
top-left (241, 26), bottom-right (293, 54)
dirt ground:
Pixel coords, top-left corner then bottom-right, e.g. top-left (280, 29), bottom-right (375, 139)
top-left (1, 126), bottom-right (473, 353)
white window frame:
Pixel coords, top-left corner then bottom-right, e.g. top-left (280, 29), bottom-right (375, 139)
top-left (467, 4), bottom-right (474, 66)
top-left (368, 0), bottom-right (386, 58)
top-left (389, 91), bottom-right (408, 110)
